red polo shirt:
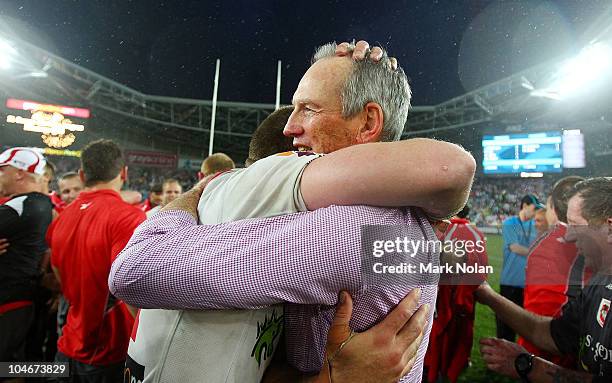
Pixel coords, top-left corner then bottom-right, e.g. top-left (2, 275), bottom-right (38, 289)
top-left (48, 189), bottom-right (146, 366)
top-left (519, 223), bottom-right (591, 368)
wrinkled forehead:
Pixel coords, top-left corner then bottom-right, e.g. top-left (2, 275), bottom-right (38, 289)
top-left (293, 57), bottom-right (352, 103)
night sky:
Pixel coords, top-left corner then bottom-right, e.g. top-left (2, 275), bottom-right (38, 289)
top-left (0, 0), bottom-right (608, 106)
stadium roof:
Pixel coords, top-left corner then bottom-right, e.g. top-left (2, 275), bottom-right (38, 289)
top-left (1, 34), bottom-right (611, 163)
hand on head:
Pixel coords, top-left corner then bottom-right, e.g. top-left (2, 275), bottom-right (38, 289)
top-left (335, 40), bottom-right (398, 70)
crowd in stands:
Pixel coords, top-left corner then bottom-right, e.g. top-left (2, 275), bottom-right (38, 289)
top-left (469, 177), bottom-right (552, 227)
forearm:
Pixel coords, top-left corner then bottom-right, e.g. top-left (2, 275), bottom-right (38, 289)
top-left (509, 243), bottom-right (530, 256)
top-left (480, 289), bottom-right (559, 353)
top-left (302, 138), bottom-right (475, 219)
top-left (529, 357), bottom-right (593, 383)
top-left (109, 209), bottom-right (361, 310)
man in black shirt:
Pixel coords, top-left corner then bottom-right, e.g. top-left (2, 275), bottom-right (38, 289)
top-left (0, 147), bottom-right (53, 362)
top-left (475, 177), bottom-right (612, 383)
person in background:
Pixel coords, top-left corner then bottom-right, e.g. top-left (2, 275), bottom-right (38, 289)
top-left (146, 178), bottom-right (183, 217)
top-left (245, 106), bottom-right (295, 166)
top-left (534, 207), bottom-right (549, 236)
top-left (139, 183), bottom-right (163, 213)
top-left (518, 176), bottom-right (588, 368)
top-left (41, 161), bottom-right (65, 216)
top-left (0, 147), bottom-right (53, 366)
top-left (498, 194), bottom-right (543, 341)
top-left (58, 172), bottom-right (83, 205)
top-left (476, 177), bottom-right (612, 382)
top-left (198, 152), bottom-right (235, 179)
top-left (424, 205), bottom-right (488, 383)
top-left (48, 139), bottom-right (145, 382)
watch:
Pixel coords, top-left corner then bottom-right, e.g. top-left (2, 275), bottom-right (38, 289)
top-left (514, 353), bottom-right (534, 382)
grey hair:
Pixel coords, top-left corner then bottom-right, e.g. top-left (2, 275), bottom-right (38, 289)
top-left (312, 42), bottom-right (411, 142)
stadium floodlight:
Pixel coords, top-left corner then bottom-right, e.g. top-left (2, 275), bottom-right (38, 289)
top-left (0, 39), bottom-right (17, 70)
top-left (544, 42), bottom-right (612, 100)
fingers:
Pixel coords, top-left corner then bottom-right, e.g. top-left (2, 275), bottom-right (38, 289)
top-left (0, 238), bottom-right (9, 255)
top-left (326, 291), bottom-right (354, 352)
top-left (376, 288), bottom-right (421, 334)
top-left (479, 337), bottom-right (498, 347)
top-left (335, 42), bottom-right (351, 57)
top-left (400, 329), bottom-right (424, 376)
top-left (352, 40), bottom-right (370, 60)
top-left (369, 47), bottom-right (383, 62)
top-left (397, 300), bottom-right (429, 344)
top-left (389, 57), bottom-right (398, 70)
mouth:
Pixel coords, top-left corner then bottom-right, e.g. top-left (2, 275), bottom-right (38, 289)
top-left (295, 145), bottom-right (312, 152)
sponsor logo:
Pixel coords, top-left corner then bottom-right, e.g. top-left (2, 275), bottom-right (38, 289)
top-left (251, 309), bottom-right (283, 367)
top-left (124, 355), bottom-right (145, 383)
top-left (80, 202), bottom-right (92, 210)
top-left (596, 298), bottom-right (610, 328)
top-left (605, 283), bottom-right (612, 290)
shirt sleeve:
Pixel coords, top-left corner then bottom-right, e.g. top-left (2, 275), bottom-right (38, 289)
top-left (108, 208), bottom-right (363, 310)
top-left (0, 206), bottom-right (21, 236)
top-left (502, 219), bottom-right (520, 248)
top-left (549, 289), bottom-right (582, 355)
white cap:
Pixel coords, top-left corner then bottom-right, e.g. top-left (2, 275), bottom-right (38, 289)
top-left (0, 147), bottom-right (47, 175)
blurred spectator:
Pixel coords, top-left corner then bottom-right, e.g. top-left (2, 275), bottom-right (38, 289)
top-left (147, 178), bottom-right (183, 217)
top-left (47, 139), bottom-right (145, 382)
top-left (199, 153), bottom-right (235, 179)
top-left (534, 208), bottom-right (549, 235)
top-left (498, 194), bottom-right (544, 341)
top-left (58, 172), bottom-right (83, 205)
top-left (139, 183), bottom-right (163, 212)
top-left (0, 148), bottom-right (53, 365)
top-left (519, 176), bottom-right (588, 368)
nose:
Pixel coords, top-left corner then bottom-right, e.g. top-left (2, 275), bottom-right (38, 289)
top-left (283, 110), bottom-right (304, 137)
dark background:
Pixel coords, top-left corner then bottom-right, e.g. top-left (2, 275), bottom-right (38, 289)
top-left (1, 0), bottom-right (608, 106)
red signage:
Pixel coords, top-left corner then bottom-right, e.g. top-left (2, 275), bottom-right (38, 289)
top-left (6, 98), bottom-right (90, 119)
top-left (125, 151), bottom-right (178, 169)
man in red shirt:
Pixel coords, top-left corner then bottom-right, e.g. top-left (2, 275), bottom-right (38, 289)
top-left (48, 139), bottom-right (145, 382)
top-left (424, 205), bottom-right (489, 382)
top-left (519, 176), bottom-right (589, 368)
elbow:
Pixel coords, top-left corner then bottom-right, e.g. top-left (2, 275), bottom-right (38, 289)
top-left (432, 148), bottom-right (476, 217)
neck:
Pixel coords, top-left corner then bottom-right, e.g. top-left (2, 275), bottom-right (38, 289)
top-left (519, 210), bottom-right (528, 221)
top-left (86, 178), bottom-right (122, 193)
top-left (12, 182), bottom-right (40, 196)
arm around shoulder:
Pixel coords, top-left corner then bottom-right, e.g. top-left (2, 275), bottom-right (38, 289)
top-left (300, 138), bottom-right (475, 218)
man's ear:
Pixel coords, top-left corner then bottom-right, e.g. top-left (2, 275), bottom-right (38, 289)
top-left (357, 102), bottom-right (384, 143)
top-left (607, 218), bottom-right (612, 244)
top-left (121, 166), bottom-right (128, 182)
top-left (78, 169), bottom-right (86, 184)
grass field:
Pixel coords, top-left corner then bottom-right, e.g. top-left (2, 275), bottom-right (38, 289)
top-left (455, 234), bottom-right (515, 383)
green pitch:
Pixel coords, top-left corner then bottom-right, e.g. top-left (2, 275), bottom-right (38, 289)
top-left (456, 234), bottom-right (515, 383)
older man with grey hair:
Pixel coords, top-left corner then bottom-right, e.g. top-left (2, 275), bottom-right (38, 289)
top-left (112, 40), bottom-right (475, 383)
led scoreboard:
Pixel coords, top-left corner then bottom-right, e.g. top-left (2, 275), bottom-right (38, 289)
top-left (482, 132), bottom-right (563, 174)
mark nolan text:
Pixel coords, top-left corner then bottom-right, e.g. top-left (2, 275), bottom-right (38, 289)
top-left (373, 262), bottom-right (493, 275)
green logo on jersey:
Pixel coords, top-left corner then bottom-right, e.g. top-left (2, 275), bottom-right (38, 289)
top-left (251, 310), bottom-right (284, 367)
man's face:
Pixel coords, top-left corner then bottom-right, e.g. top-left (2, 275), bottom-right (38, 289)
top-left (534, 210), bottom-right (549, 234)
top-left (150, 191), bottom-right (163, 206)
top-left (0, 165), bottom-right (18, 196)
top-left (284, 57), bottom-right (365, 154)
top-left (162, 182), bottom-right (182, 205)
top-left (58, 177), bottom-right (83, 204)
top-left (522, 203), bottom-right (536, 220)
top-left (566, 195), bottom-right (609, 270)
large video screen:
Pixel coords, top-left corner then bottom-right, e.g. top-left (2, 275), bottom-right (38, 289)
top-left (482, 132), bottom-right (563, 174)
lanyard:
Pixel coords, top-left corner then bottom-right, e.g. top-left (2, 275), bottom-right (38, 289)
top-left (518, 219), bottom-right (532, 243)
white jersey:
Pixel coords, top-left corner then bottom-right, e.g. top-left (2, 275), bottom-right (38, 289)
top-left (126, 152), bottom-right (319, 383)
